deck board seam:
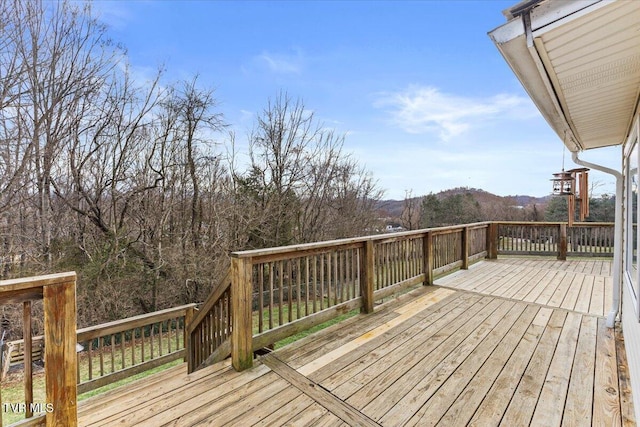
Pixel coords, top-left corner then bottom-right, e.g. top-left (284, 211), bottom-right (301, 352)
top-left (261, 352), bottom-right (381, 427)
top-left (433, 284), bottom-right (607, 318)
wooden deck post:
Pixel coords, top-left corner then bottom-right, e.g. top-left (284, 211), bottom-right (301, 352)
top-left (423, 231), bottom-right (434, 285)
top-left (462, 226), bottom-right (470, 270)
top-left (231, 257), bottom-right (253, 371)
top-left (43, 276), bottom-right (78, 427)
top-left (558, 223), bottom-right (568, 260)
top-left (184, 306), bottom-right (195, 367)
top-left (487, 223), bottom-right (498, 259)
top-left (360, 240), bottom-right (375, 314)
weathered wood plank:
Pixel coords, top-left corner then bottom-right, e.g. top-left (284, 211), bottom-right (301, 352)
top-left (400, 303), bottom-right (536, 427)
top-left (431, 304), bottom-right (539, 427)
top-left (311, 293), bottom-right (473, 387)
top-left (298, 288), bottom-right (455, 377)
top-left (107, 365), bottom-right (273, 427)
top-left (589, 276), bottom-right (606, 316)
top-left (530, 270), bottom-right (566, 306)
top-left (83, 362), bottom-right (261, 426)
top-left (173, 372), bottom-right (290, 426)
top-left (278, 403), bottom-right (330, 427)
top-left (499, 309), bottom-right (566, 426)
top-left (547, 271), bottom-right (578, 308)
top-left (562, 315), bottom-right (597, 427)
top-left (615, 325), bottom-right (637, 427)
top-left (250, 393), bottom-right (314, 426)
top-left (593, 318), bottom-right (622, 426)
top-left (559, 274), bottom-right (585, 312)
top-left (332, 296), bottom-right (495, 400)
top-left (467, 307), bottom-right (553, 426)
top-left (574, 275), bottom-right (595, 314)
top-left (530, 311), bottom-right (582, 427)
top-left (511, 269), bottom-right (557, 302)
top-left (276, 286), bottom-right (443, 367)
top-left (359, 299), bottom-right (514, 421)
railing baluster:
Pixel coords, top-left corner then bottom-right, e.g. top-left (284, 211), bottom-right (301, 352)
top-left (110, 335), bottom-right (115, 373)
top-left (120, 332), bottom-right (125, 370)
top-left (99, 336), bottom-right (104, 377)
top-left (141, 326), bottom-right (145, 363)
top-left (23, 300), bottom-right (33, 419)
top-left (304, 256), bottom-right (315, 316)
top-left (288, 260), bottom-right (293, 322)
top-left (278, 261), bottom-right (284, 326)
top-left (258, 265), bottom-right (264, 333)
top-left (296, 258), bottom-right (302, 320)
top-left (88, 340), bottom-right (93, 380)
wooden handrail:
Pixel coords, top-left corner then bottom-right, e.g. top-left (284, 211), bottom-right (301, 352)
top-left (231, 222), bottom-right (492, 260)
top-left (186, 270), bottom-right (231, 335)
top-left (186, 270), bottom-right (233, 373)
top-left (77, 304), bottom-right (195, 341)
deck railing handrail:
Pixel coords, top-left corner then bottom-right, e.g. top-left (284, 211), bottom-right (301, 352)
top-left (231, 221), bottom-right (492, 260)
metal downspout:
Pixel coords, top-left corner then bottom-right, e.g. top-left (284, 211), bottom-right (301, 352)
top-left (571, 151), bottom-right (622, 328)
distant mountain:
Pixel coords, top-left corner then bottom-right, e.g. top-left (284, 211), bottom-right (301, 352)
top-left (375, 187), bottom-right (550, 219)
top-left (509, 194), bottom-right (552, 206)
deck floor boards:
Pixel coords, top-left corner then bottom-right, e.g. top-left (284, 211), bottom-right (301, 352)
top-left (77, 258), bottom-right (633, 427)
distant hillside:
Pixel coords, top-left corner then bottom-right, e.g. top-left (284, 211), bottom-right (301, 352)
top-left (375, 187), bottom-right (550, 219)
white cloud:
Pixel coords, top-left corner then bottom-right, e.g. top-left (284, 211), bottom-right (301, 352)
top-left (375, 86), bottom-right (538, 140)
top-left (256, 50), bottom-right (304, 74)
top-left (91, 2), bottom-right (134, 30)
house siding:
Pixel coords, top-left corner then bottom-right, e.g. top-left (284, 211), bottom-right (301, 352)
top-left (621, 108), bottom-right (640, 422)
top-left (623, 279), bottom-right (640, 422)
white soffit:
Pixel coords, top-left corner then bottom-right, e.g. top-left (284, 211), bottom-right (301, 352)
top-left (490, 0), bottom-right (640, 151)
top-left (533, 0), bottom-right (640, 150)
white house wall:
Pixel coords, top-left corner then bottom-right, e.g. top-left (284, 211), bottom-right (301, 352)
top-left (622, 280), bottom-right (640, 421)
top-left (622, 106), bottom-right (640, 422)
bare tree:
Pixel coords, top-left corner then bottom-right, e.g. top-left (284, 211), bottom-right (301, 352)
top-left (6, 0), bottom-right (118, 265)
top-left (401, 189), bottom-right (421, 230)
top-left (233, 92), bottom-right (383, 247)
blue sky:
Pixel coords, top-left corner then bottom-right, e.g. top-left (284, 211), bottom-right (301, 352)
top-left (93, 0), bottom-right (620, 200)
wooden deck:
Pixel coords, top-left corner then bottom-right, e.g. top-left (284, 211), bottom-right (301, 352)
top-left (77, 259), bottom-right (634, 426)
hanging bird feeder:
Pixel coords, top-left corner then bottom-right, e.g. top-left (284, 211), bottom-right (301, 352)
top-left (551, 170), bottom-right (575, 195)
top-left (550, 167), bottom-right (590, 226)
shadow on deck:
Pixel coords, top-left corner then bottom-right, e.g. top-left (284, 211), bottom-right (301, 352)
top-left (77, 259), bottom-right (634, 426)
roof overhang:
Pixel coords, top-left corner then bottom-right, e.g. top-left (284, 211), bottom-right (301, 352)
top-left (489, 0), bottom-right (640, 152)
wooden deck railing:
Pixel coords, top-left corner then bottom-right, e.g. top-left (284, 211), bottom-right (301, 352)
top-left (0, 272), bottom-right (78, 427)
top-left (185, 271), bottom-right (232, 373)
top-left (226, 222), bottom-right (491, 371)
top-left (76, 304), bottom-right (195, 394)
top-left (0, 220), bottom-right (616, 425)
top-left (495, 222), bottom-right (614, 259)
top-left (2, 304), bottom-right (196, 398)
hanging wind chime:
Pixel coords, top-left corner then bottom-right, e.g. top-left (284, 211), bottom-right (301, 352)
top-left (550, 147), bottom-right (589, 226)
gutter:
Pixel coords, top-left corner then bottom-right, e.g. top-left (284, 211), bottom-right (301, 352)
top-left (571, 151), bottom-right (622, 328)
